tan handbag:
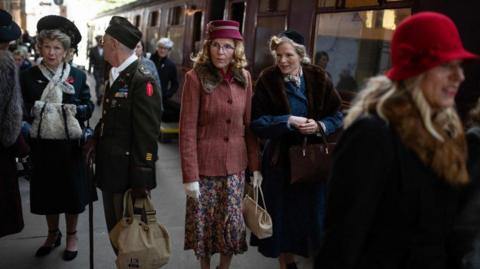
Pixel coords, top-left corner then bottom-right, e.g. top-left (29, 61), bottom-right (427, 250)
top-left (110, 190), bottom-right (171, 269)
top-left (242, 184), bottom-right (273, 239)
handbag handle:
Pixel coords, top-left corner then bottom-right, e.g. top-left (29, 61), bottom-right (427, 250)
top-left (36, 102), bottom-right (48, 139)
top-left (301, 121), bottom-right (330, 155)
top-left (133, 196), bottom-right (158, 225)
top-left (253, 185), bottom-right (268, 214)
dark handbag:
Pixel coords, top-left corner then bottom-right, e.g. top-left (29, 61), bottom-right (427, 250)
top-left (289, 126), bottom-right (336, 184)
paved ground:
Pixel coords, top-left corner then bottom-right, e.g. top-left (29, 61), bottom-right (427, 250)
top-left (0, 72), bottom-right (313, 269)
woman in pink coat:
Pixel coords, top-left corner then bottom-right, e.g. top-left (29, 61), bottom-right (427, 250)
top-left (179, 20), bottom-right (261, 269)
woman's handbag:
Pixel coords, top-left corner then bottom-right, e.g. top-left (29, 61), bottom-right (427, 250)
top-left (289, 126), bottom-right (336, 184)
top-left (110, 190), bottom-right (171, 269)
top-left (242, 184), bottom-right (273, 239)
top-left (30, 101), bottom-right (82, 140)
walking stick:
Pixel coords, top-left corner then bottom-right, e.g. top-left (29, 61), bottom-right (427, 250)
top-left (86, 153), bottom-right (95, 269)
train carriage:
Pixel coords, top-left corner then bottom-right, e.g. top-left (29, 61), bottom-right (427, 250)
top-left (88, 0), bottom-right (480, 121)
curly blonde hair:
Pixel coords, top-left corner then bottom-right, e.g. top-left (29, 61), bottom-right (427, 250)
top-left (269, 35), bottom-right (311, 64)
top-left (36, 29), bottom-right (75, 63)
top-left (191, 39), bottom-right (248, 69)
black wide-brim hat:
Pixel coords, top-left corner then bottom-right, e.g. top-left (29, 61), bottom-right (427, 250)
top-left (0, 9), bottom-right (21, 42)
top-left (37, 15), bottom-right (81, 50)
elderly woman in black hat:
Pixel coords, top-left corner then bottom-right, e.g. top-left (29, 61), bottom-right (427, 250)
top-left (249, 30), bottom-right (343, 269)
top-left (20, 15), bottom-right (94, 261)
top-left (0, 9), bottom-right (29, 239)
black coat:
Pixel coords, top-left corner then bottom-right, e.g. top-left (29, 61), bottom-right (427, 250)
top-left (95, 60), bottom-right (162, 193)
top-left (150, 52), bottom-right (178, 100)
top-left (20, 65), bottom-right (95, 214)
top-left (316, 114), bottom-right (467, 269)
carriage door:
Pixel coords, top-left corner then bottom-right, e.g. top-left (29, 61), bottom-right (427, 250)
top-left (227, 0), bottom-right (246, 34)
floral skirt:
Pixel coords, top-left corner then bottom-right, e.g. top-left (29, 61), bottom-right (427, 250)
top-left (184, 171), bottom-right (247, 257)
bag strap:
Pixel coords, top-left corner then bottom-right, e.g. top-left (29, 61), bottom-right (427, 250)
top-left (36, 102), bottom-right (48, 139)
top-left (60, 104), bottom-right (71, 141)
top-left (122, 189), bottom-right (135, 218)
top-left (316, 121), bottom-right (330, 154)
top-left (253, 185), bottom-right (268, 214)
top-left (133, 196), bottom-right (158, 224)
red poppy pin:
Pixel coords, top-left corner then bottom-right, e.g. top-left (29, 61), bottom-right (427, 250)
top-left (146, 81), bottom-right (154, 97)
top-left (66, 76), bottom-right (75, 84)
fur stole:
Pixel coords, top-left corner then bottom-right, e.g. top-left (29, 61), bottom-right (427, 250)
top-left (0, 51), bottom-right (22, 147)
top-left (382, 91), bottom-right (468, 185)
top-left (193, 62), bottom-right (247, 93)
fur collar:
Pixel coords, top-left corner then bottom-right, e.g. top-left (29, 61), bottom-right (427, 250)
top-left (0, 51), bottom-right (22, 147)
top-left (193, 62), bottom-right (247, 93)
top-left (256, 64), bottom-right (337, 119)
top-left (382, 91), bottom-right (468, 185)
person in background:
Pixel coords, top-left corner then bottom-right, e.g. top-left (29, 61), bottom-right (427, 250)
top-left (135, 40), bottom-right (161, 89)
top-left (316, 12), bottom-right (478, 269)
top-left (250, 30), bottom-right (343, 269)
top-left (90, 16), bottom-right (162, 254)
top-left (150, 37), bottom-right (179, 122)
top-left (88, 35), bottom-right (105, 105)
top-left (20, 15), bottom-right (94, 261)
top-left (0, 9), bottom-right (29, 239)
top-left (315, 50), bottom-right (329, 70)
top-left (13, 46), bottom-right (32, 71)
top-left (180, 20), bottom-right (261, 269)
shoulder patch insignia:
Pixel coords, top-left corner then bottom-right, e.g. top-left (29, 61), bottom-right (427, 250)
top-left (146, 81), bottom-right (154, 97)
top-left (146, 153), bottom-right (153, 161)
top-left (139, 64), bottom-right (151, 75)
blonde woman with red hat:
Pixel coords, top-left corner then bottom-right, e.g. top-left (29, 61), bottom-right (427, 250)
top-left (179, 20), bottom-right (261, 269)
top-left (315, 12), bottom-right (479, 269)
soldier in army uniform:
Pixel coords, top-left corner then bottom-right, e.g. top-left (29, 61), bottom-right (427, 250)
top-left (88, 16), bottom-right (162, 252)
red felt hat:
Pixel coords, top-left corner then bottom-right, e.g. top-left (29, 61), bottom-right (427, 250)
top-left (386, 12), bottom-right (479, 81)
top-left (206, 20), bottom-right (243, 41)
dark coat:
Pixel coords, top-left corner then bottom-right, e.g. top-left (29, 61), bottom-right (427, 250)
top-left (316, 112), bottom-right (469, 269)
top-left (20, 65), bottom-right (95, 214)
top-left (0, 50), bottom-right (29, 237)
top-left (95, 60), bottom-right (162, 193)
top-left (150, 52), bottom-right (178, 100)
top-left (250, 64), bottom-right (342, 258)
top-left (88, 46), bottom-right (105, 75)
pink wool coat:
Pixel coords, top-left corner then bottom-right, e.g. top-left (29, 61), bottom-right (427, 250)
top-left (179, 64), bottom-right (260, 183)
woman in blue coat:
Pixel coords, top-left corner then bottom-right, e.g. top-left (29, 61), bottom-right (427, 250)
top-left (20, 15), bottom-right (94, 261)
top-left (250, 30), bottom-right (343, 269)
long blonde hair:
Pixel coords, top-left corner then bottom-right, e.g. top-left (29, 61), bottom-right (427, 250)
top-left (345, 75), bottom-right (463, 142)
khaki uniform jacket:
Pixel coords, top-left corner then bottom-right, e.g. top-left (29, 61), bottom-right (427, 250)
top-left (95, 60), bottom-right (162, 193)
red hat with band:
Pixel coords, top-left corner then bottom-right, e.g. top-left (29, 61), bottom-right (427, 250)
top-left (386, 12), bottom-right (479, 81)
top-left (207, 20), bottom-right (243, 41)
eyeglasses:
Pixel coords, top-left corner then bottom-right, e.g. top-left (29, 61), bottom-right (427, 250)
top-left (210, 42), bottom-right (235, 52)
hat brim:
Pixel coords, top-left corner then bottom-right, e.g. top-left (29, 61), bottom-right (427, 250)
top-left (37, 15), bottom-right (82, 48)
top-left (0, 21), bottom-right (21, 42)
top-left (387, 49), bottom-right (480, 81)
top-left (209, 30), bottom-right (243, 41)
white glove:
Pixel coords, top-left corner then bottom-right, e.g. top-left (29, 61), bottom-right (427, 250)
top-left (287, 115), bottom-right (307, 129)
top-left (251, 171), bottom-right (263, 188)
top-left (184, 181), bottom-right (200, 199)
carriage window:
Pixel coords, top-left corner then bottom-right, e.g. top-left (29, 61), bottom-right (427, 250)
top-left (230, 2), bottom-right (246, 33)
top-left (313, 8), bottom-right (410, 95)
top-left (345, 0), bottom-right (378, 8)
top-left (192, 11), bottom-right (203, 54)
top-left (259, 0), bottom-right (289, 12)
top-left (150, 11), bottom-right (159, 27)
top-left (318, 0), bottom-right (336, 8)
top-left (253, 16), bottom-right (286, 75)
top-left (134, 15), bottom-right (141, 27)
top-left (168, 6), bottom-right (185, 26)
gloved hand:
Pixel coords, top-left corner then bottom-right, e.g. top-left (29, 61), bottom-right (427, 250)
top-left (251, 170), bottom-right (263, 188)
top-left (184, 181), bottom-right (200, 199)
top-left (288, 115), bottom-right (308, 129)
top-left (76, 104), bottom-right (88, 121)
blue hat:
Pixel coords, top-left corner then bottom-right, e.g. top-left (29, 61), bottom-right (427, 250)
top-left (0, 9), bottom-right (21, 43)
top-left (280, 30), bottom-right (305, 46)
